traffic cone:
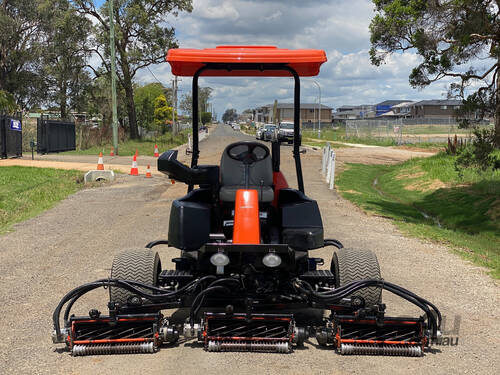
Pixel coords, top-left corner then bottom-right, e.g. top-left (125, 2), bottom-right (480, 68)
top-left (145, 164), bottom-right (152, 178)
top-left (97, 152), bottom-right (104, 170)
top-left (129, 155), bottom-right (139, 176)
top-left (110, 146), bottom-right (115, 156)
top-left (154, 144), bottom-right (159, 157)
top-left (135, 148), bottom-right (139, 157)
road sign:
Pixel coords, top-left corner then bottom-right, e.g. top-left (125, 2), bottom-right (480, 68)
top-left (10, 119), bottom-right (21, 131)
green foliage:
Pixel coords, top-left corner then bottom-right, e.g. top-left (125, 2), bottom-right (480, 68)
top-left (179, 86), bottom-right (212, 117)
top-left (135, 83), bottom-right (170, 131)
top-left (336, 154), bottom-right (500, 278)
top-left (75, 0), bottom-right (193, 138)
top-left (222, 108), bottom-right (238, 123)
top-left (153, 94), bottom-right (174, 133)
top-left (200, 111), bottom-right (212, 125)
top-left (0, 90), bottom-right (17, 113)
top-left (370, 0), bottom-right (500, 147)
top-left (40, 0), bottom-right (92, 118)
top-left (456, 128), bottom-right (500, 171)
top-left (0, 0), bottom-right (48, 109)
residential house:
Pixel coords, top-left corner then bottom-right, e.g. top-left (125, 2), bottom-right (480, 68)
top-left (409, 100), bottom-right (462, 119)
top-left (254, 103), bottom-right (332, 127)
top-left (375, 100), bottom-right (411, 116)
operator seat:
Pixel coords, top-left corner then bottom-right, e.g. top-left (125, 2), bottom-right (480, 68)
top-left (219, 143), bottom-right (274, 203)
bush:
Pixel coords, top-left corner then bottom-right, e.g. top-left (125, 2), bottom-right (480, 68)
top-left (456, 128), bottom-right (499, 172)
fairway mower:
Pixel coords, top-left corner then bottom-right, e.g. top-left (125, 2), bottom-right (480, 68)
top-left (52, 46), bottom-right (441, 356)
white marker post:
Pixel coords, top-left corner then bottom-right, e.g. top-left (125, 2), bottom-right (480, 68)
top-left (329, 149), bottom-right (336, 190)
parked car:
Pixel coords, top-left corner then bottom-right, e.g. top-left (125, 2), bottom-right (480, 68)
top-left (262, 124), bottom-right (277, 141)
top-left (277, 121), bottom-right (299, 144)
top-left (233, 124), bottom-right (241, 131)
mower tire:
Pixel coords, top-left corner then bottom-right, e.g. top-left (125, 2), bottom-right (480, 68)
top-left (331, 248), bottom-right (382, 306)
top-left (110, 248), bottom-right (161, 306)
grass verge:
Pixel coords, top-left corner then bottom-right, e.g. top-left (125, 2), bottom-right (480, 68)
top-left (0, 166), bottom-right (83, 234)
top-left (64, 131), bottom-right (190, 156)
top-left (303, 128), bottom-right (445, 149)
top-left (335, 153), bottom-right (500, 278)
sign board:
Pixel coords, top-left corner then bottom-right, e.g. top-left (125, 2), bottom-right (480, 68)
top-left (10, 119), bottom-right (22, 132)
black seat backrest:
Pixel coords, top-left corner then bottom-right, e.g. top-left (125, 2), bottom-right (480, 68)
top-left (220, 144), bottom-right (273, 187)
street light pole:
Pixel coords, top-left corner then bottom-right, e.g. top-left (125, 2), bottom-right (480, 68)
top-left (109, 0), bottom-right (119, 154)
top-left (312, 80), bottom-right (321, 138)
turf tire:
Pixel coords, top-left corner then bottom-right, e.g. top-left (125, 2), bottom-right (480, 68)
top-left (110, 249), bottom-right (161, 306)
top-left (331, 248), bottom-right (382, 306)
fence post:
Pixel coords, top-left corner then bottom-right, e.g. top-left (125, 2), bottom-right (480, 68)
top-left (322, 142), bottom-right (330, 176)
top-left (326, 149), bottom-right (331, 183)
top-left (329, 150), bottom-right (336, 190)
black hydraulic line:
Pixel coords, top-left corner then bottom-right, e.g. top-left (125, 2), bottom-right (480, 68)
top-left (323, 238), bottom-right (344, 249)
top-left (189, 285), bottom-right (230, 325)
top-left (293, 278), bottom-right (440, 337)
top-left (191, 278), bottom-right (241, 322)
top-left (145, 239), bottom-right (168, 249)
top-left (53, 278), bottom-right (203, 337)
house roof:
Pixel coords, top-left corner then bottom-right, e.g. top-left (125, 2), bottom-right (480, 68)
top-left (411, 99), bottom-right (462, 106)
top-left (391, 101), bottom-right (414, 108)
top-left (166, 46), bottom-right (327, 77)
top-left (264, 103), bottom-right (332, 110)
top-left (376, 100), bottom-right (411, 107)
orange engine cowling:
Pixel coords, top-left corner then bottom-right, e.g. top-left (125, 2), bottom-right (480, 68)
top-left (233, 189), bottom-right (260, 244)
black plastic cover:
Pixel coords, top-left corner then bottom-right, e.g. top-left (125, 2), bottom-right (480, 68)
top-left (279, 188), bottom-right (324, 250)
top-left (168, 189), bottom-right (211, 250)
top-left (158, 150), bottom-right (219, 187)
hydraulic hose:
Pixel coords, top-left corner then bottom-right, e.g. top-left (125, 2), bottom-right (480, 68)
top-left (293, 278), bottom-right (441, 338)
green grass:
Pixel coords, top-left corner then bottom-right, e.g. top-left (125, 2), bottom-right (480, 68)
top-left (335, 153), bottom-right (500, 278)
top-left (0, 166), bottom-right (84, 233)
top-left (65, 131), bottom-right (190, 156)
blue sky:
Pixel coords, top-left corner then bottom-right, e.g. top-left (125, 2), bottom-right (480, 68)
top-left (91, 0), bottom-right (465, 118)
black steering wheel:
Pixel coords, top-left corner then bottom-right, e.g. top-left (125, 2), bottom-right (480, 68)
top-left (226, 142), bottom-right (270, 164)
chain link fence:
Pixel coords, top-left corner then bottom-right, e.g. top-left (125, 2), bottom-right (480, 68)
top-left (345, 118), bottom-right (492, 144)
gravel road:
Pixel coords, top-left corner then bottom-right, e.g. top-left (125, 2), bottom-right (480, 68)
top-left (0, 124), bottom-right (498, 375)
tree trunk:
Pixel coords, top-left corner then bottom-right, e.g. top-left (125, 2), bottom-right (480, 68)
top-left (59, 81), bottom-right (67, 120)
top-left (495, 62), bottom-right (500, 148)
top-left (122, 64), bottom-right (139, 139)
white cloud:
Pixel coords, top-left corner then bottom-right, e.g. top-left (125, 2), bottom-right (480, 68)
top-left (136, 0), bottom-right (458, 115)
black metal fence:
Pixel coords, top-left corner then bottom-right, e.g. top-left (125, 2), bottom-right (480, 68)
top-left (37, 118), bottom-right (76, 154)
top-left (0, 114), bottom-right (23, 158)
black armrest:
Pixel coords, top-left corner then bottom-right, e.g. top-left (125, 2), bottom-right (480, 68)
top-left (158, 150), bottom-right (219, 186)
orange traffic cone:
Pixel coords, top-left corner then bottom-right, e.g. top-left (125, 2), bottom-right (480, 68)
top-left (110, 146), bottom-right (115, 156)
top-left (145, 164), bottom-right (152, 178)
top-left (135, 148), bottom-right (139, 157)
top-left (97, 152), bottom-right (104, 170)
top-left (129, 155), bottom-right (139, 176)
top-left (154, 144), bottom-right (159, 157)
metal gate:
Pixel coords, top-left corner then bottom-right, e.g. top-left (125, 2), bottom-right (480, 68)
top-left (37, 118), bottom-right (76, 154)
top-left (0, 114), bottom-right (23, 158)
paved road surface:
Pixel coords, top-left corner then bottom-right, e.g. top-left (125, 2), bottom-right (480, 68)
top-left (0, 124), bottom-right (498, 374)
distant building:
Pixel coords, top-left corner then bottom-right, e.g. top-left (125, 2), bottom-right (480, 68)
top-left (253, 103), bottom-right (332, 126)
top-left (409, 99), bottom-right (462, 119)
top-left (333, 105), bottom-right (375, 120)
top-left (380, 101), bottom-right (414, 118)
top-left (375, 100), bottom-right (411, 116)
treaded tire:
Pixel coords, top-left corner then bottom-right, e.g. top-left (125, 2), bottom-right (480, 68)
top-left (110, 249), bottom-right (161, 306)
top-left (331, 248), bottom-right (382, 306)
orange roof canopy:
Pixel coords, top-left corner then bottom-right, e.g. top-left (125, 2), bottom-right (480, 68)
top-left (166, 46), bottom-right (327, 77)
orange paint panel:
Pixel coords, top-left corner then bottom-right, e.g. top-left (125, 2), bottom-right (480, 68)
top-left (233, 189), bottom-right (260, 244)
top-left (166, 46), bottom-right (327, 77)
